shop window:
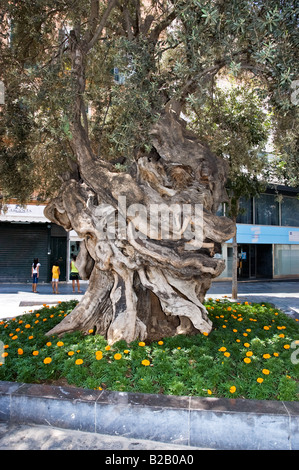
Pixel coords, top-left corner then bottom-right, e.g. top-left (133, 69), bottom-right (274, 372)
top-left (236, 197), bottom-right (253, 224)
top-left (281, 196), bottom-right (299, 227)
top-left (274, 245), bottom-right (299, 276)
top-left (255, 194), bottom-right (279, 226)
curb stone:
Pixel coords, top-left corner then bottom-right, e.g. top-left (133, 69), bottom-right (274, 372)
top-left (0, 380), bottom-right (298, 450)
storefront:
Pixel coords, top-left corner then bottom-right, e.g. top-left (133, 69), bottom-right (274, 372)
top-left (217, 188), bottom-right (299, 280)
top-left (0, 203), bottom-right (79, 283)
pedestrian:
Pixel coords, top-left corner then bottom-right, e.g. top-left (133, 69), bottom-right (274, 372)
top-left (52, 260), bottom-right (60, 294)
top-left (70, 255), bottom-right (81, 293)
top-left (31, 258), bottom-right (41, 293)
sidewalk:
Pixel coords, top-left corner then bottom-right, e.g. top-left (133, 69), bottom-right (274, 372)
top-left (207, 279), bottom-right (299, 319)
top-left (0, 282), bottom-right (87, 320)
top-left (0, 280), bottom-right (298, 321)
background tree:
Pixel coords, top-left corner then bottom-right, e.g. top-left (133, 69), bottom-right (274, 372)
top-left (188, 80), bottom-right (272, 298)
top-left (0, 0), bottom-right (298, 343)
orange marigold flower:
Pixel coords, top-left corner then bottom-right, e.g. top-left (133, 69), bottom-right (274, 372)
top-left (141, 359), bottom-right (150, 366)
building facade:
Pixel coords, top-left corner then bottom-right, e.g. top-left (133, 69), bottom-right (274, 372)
top-left (0, 203), bottom-right (81, 283)
top-left (218, 186), bottom-right (299, 280)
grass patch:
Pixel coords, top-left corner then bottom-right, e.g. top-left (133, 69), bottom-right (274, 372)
top-left (0, 298), bottom-right (298, 401)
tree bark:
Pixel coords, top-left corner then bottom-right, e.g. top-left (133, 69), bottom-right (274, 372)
top-left (45, 111), bottom-right (235, 343)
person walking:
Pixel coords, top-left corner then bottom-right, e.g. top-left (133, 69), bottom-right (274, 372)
top-left (31, 258), bottom-right (41, 293)
top-left (70, 255), bottom-right (81, 293)
top-left (52, 261), bottom-right (60, 294)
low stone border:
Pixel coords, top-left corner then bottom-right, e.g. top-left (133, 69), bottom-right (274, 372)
top-left (0, 380), bottom-right (298, 450)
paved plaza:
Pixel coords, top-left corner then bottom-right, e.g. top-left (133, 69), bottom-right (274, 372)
top-left (0, 279), bottom-right (298, 320)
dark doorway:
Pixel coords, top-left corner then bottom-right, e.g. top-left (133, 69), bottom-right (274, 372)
top-left (50, 237), bottom-right (67, 281)
top-left (238, 244), bottom-right (272, 279)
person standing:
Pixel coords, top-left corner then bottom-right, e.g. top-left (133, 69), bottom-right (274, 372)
top-left (70, 255), bottom-right (81, 293)
top-left (52, 261), bottom-right (60, 294)
top-left (31, 258), bottom-right (41, 293)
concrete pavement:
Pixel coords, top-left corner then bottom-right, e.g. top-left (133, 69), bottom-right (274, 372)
top-left (0, 279), bottom-right (298, 321)
top-left (207, 279), bottom-right (299, 318)
top-left (0, 422), bottom-right (205, 451)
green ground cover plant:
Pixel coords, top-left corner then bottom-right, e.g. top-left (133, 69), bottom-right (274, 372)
top-left (0, 298), bottom-right (298, 401)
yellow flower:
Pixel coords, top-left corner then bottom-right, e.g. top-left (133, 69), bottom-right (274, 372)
top-left (263, 326), bottom-right (270, 330)
top-left (114, 353), bottom-right (122, 360)
top-left (262, 369), bottom-right (270, 375)
top-left (158, 341), bottom-right (164, 345)
top-left (28, 336), bottom-right (34, 340)
top-left (18, 348), bottom-right (23, 355)
top-left (43, 357), bottom-right (52, 364)
top-left (273, 352), bottom-right (279, 357)
top-left (229, 386), bottom-right (236, 394)
top-left (219, 347), bottom-right (227, 352)
top-left (12, 335), bottom-right (18, 340)
top-left (88, 329), bottom-right (93, 334)
top-left (283, 344), bottom-right (290, 349)
top-left (203, 332), bottom-right (209, 336)
top-left (32, 351), bottom-right (39, 356)
top-left (2, 352), bottom-right (8, 358)
top-left (279, 334), bottom-right (285, 338)
top-left (243, 333), bottom-right (248, 337)
top-left (207, 389), bottom-right (212, 395)
top-left (25, 324), bottom-right (31, 329)
top-left (105, 345), bottom-right (111, 351)
top-left (246, 351), bottom-right (253, 356)
top-left (233, 329), bottom-right (238, 333)
top-left (46, 342), bottom-right (52, 347)
top-left (75, 359), bottom-right (83, 365)
top-left (224, 352), bottom-right (230, 357)
top-left (124, 350), bottom-right (129, 354)
top-left (244, 357), bottom-right (251, 364)
top-left (95, 351), bottom-right (103, 360)
top-left (244, 343), bottom-right (250, 348)
top-left (227, 306), bottom-right (232, 311)
top-left (257, 378), bottom-right (264, 384)
top-left (68, 351), bottom-right (75, 356)
top-left (141, 359), bottom-right (150, 366)
top-left (138, 342), bottom-right (146, 347)
top-left (263, 354), bottom-right (271, 359)
top-left (56, 341), bottom-right (64, 347)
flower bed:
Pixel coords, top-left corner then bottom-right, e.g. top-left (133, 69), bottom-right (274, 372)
top-left (0, 299), bottom-right (298, 401)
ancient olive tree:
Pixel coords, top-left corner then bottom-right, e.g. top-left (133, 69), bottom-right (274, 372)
top-left (0, 0), bottom-right (298, 343)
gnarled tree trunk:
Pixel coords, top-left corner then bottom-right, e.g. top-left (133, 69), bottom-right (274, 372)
top-left (45, 111), bottom-right (235, 344)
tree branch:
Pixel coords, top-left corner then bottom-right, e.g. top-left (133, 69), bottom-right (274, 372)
top-left (87, 0), bottom-right (118, 52)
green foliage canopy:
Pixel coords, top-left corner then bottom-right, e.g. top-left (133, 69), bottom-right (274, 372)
top-left (0, 0), bottom-right (298, 201)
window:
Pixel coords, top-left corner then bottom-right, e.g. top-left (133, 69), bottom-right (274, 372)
top-left (255, 194), bottom-right (279, 226)
top-left (236, 197), bottom-right (253, 224)
top-left (281, 196), bottom-right (299, 227)
top-left (274, 245), bottom-right (299, 276)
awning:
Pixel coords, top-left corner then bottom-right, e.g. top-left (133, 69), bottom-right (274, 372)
top-left (0, 204), bottom-right (50, 223)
